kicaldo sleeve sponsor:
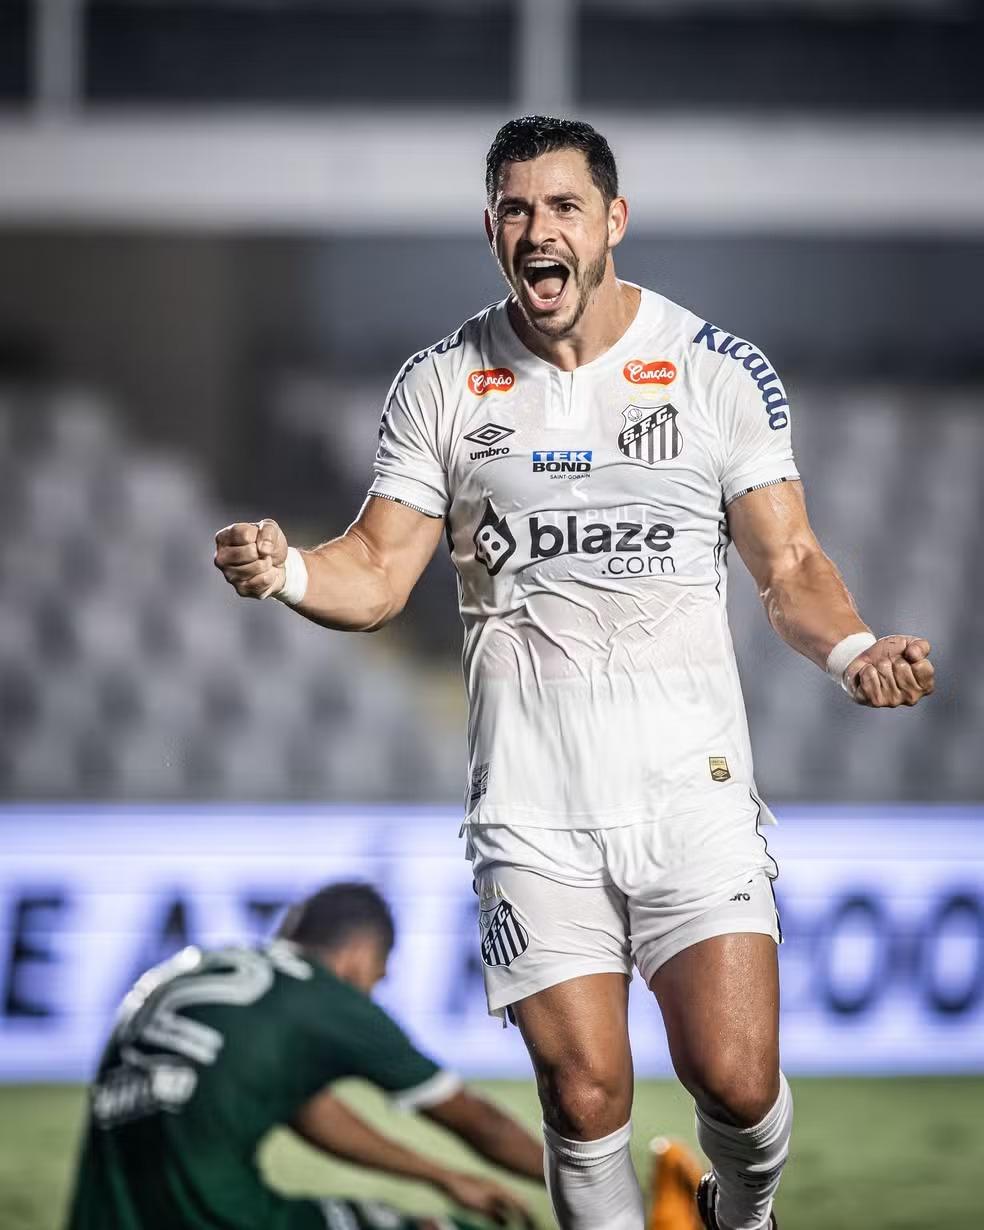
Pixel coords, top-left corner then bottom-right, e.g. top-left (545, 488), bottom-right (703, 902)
top-left (697, 325), bottom-right (800, 507)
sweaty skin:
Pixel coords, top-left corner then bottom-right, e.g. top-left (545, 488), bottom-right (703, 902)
top-left (728, 479), bottom-right (935, 706)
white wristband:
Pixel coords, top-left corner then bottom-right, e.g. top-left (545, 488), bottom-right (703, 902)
top-left (826, 631), bottom-right (877, 690)
top-left (274, 546), bottom-right (308, 607)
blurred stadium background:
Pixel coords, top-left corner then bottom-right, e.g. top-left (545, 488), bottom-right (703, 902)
top-left (0, 2), bottom-right (981, 1227)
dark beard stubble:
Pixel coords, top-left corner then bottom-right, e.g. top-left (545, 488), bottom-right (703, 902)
top-left (504, 242), bottom-right (609, 339)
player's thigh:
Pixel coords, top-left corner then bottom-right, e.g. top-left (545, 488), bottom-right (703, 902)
top-left (648, 929), bottom-right (780, 1126)
top-left (471, 837), bottom-right (635, 1136)
top-left (512, 971), bottom-right (634, 1138)
top-left (474, 859), bottom-right (631, 1015)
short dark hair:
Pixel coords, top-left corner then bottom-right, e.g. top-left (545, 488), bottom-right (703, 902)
top-left (486, 116), bottom-right (619, 207)
top-left (277, 882), bottom-right (395, 954)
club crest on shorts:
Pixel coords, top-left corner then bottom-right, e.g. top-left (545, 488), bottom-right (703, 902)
top-left (618, 403), bottom-right (683, 466)
top-left (708, 756), bottom-right (731, 782)
top-left (480, 898), bottom-right (530, 967)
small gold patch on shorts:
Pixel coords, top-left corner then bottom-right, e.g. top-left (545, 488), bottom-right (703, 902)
top-left (708, 756), bottom-right (731, 783)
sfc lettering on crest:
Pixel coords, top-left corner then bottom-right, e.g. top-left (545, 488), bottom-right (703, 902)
top-left (480, 899), bottom-right (530, 968)
top-left (618, 404), bottom-right (683, 466)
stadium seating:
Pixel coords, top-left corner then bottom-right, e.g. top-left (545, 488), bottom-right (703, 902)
top-left (0, 389), bottom-right (461, 802)
top-left (0, 384), bottom-right (977, 803)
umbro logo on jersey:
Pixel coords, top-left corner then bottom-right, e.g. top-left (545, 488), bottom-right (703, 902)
top-left (468, 368), bottom-right (515, 396)
top-left (465, 422), bottom-right (514, 461)
top-left (618, 404), bottom-right (683, 466)
top-left (480, 899), bottom-right (530, 968)
top-left (623, 359), bottom-right (677, 387)
top-left (473, 500), bottom-right (516, 576)
top-left (464, 422), bottom-right (514, 447)
top-left (709, 756), bottom-right (731, 782)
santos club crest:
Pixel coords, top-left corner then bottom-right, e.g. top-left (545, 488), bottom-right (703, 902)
top-left (618, 403), bottom-right (683, 466)
top-left (480, 899), bottom-right (530, 968)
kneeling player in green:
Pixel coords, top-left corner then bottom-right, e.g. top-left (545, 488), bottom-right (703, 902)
top-left (66, 883), bottom-right (544, 1229)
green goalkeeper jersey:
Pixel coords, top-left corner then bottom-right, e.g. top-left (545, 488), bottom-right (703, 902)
top-left (66, 942), bottom-right (456, 1230)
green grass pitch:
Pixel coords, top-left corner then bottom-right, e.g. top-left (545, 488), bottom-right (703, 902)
top-left (0, 1078), bottom-right (978, 1229)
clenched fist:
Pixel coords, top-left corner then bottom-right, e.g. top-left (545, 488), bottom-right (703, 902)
top-left (846, 635), bottom-right (935, 708)
top-left (214, 519), bottom-right (288, 599)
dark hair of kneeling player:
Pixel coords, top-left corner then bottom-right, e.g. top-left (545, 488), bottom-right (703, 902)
top-left (277, 881), bottom-right (396, 957)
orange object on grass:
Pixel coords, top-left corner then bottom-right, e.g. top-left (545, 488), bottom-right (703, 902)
top-left (648, 1137), bottom-right (704, 1230)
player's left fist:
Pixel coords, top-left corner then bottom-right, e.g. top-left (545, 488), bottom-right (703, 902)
top-left (846, 635), bottom-right (935, 708)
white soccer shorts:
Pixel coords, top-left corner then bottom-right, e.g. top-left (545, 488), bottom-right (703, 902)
top-left (466, 813), bottom-right (781, 1015)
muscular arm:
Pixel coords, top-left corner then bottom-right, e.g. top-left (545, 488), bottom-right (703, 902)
top-left (423, 1088), bottom-right (545, 1182)
top-left (727, 480), bottom-right (865, 670)
top-left (728, 480), bottom-right (934, 706)
top-left (214, 495), bottom-right (445, 632)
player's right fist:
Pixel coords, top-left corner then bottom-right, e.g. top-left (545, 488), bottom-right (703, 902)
top-left (213, 518), bottom-right (288, 599)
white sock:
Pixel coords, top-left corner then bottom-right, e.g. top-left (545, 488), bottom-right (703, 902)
top-left (695, 1072), bottom-right (793, 1230)
top-left (542, 1120), bottom-right (645, 1230)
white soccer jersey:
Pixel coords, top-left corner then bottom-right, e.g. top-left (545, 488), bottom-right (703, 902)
top-left (370, 286), bottom-right (798, 829)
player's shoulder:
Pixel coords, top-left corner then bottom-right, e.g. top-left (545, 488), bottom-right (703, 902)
top-left (646, 291), bottom-right (790, 428)
top-left (387, 299), bottom-right (505, 403)
top-left (680, 303), bottom-right (781, 386)
top-left (636, 287), bottom-right (772, 370)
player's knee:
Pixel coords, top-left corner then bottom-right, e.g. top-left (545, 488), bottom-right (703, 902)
top-left (544, 1079), bottom-right (616, 1140)
top-left (539, 1062), bottom-right (629, 1140)
top-left (678, 1038), bottom-right (782, 1126)
top-left (691, 1057), bottom-right (779, 1128)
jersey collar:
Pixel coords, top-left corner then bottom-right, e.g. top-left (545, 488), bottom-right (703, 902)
top-left (491, 282), bottom-right (655, 375)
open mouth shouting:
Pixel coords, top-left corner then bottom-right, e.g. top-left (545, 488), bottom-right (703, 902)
top-left (519, 254), bottom-right (573, 314)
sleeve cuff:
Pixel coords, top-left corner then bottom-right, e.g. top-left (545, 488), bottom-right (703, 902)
top-left (723, 465), bottom-right (799, 507)
top-left (389, 1069), bottom-right (463, 1112)
top-left (369, 475), bottom-right (447, 519)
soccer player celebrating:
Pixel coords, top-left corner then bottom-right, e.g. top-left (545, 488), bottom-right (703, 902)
top-left (66, 883), bottom-right (543, 1229)
top-left (214, 117), bottom-right (936, 1230)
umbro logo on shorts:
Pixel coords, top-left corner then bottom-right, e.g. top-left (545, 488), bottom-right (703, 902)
top-left (480, 900), bottom-right (530, 967)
